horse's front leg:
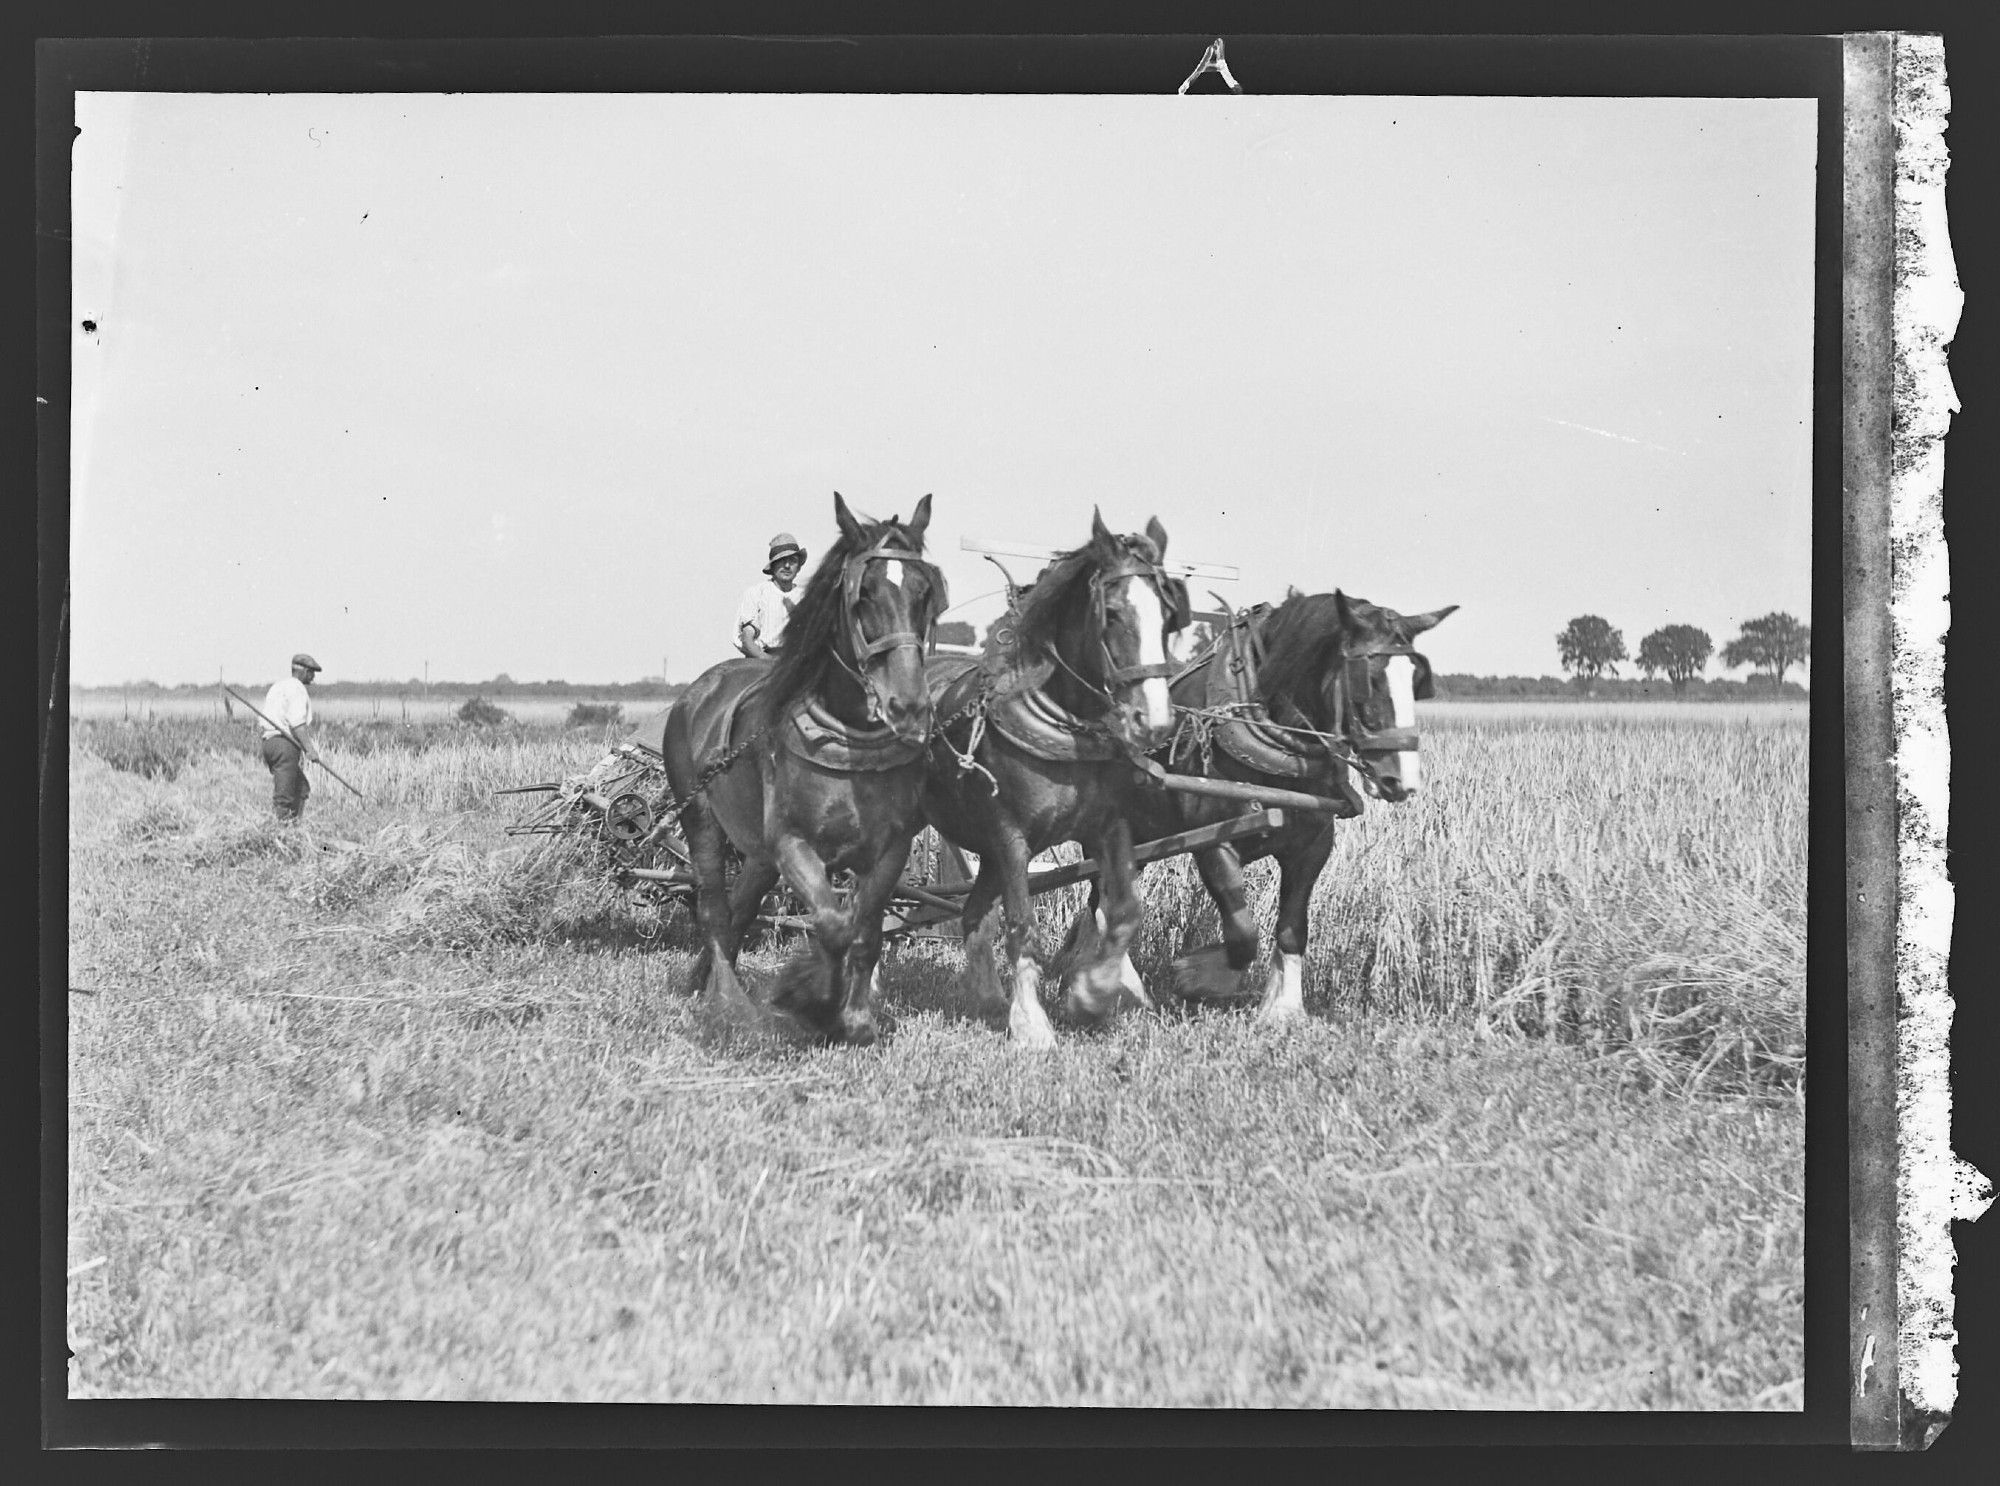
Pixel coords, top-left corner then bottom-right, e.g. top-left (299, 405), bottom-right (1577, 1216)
top-left (1171, 842), bottom-right (1260, 1002)
top-left (991, 826), bottom-right (1055, 1049)
top-left (1064, 878), bottom-right (1152, 1013)
top-left (1065, 816), bottom-right (1146, 1023)
top-left (833, 836), bottom-right (916, 1046)
top-left (767, 831), bottom-right (852, 1031)
top-left (1257, 827), bottom-right (1335, 1024)
top-left (955, 862), bottom-right (1009, 1020)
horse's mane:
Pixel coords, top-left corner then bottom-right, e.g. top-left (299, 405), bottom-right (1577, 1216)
top-left (1250, 590), bottom-right (1352, 710)
top-left (757, 516), bottom-right (929, 728)
top-left (1008, 546), bottom-right (1100, 659)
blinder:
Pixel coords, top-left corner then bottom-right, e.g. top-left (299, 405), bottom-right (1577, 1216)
top-left (1334, 644), bottom-right (1434, 755)
top-left (1090, 549), bottom-right (1186, 690)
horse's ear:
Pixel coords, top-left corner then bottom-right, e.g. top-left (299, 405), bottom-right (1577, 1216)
top-left (1090, 506), bottom-right (1115, 552)
top-left (1333, 589), bottom-right (1355, 635)
top-left (833, 491), bottom-right (865, 546)
top-left (906, 493), bottom-right (933, 545)
top-left (1144, 516), bottom-right (1168, 560)
top-left (1403, 604), bottom-right (1460, 637)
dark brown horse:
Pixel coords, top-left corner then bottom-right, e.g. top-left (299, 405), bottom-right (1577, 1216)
top-left (1102, 589), bottom-right (1456, 1022)
top-left (923, 512), bottom-right (1189, 1048)
top-left (662, 493), bottom-right (946, 1045)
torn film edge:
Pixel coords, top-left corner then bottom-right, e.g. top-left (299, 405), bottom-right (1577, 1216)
top-left (1889, 31), bottom-right (1991, 1449)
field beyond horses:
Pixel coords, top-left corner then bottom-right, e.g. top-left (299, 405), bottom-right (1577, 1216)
top-left (65, 702), bottom-right (1806, 1408)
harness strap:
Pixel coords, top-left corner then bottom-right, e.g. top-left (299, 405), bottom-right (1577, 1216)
top-left (1105, 659), bottom-right (1178, 686)
top-left (856, 630), bottom-right (923, 660)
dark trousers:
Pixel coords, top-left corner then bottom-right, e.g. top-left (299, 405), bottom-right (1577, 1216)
top-left (261, 734), bottom-right (311, 819)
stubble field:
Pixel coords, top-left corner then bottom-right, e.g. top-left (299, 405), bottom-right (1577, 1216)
top-left (65, 701), bottom-right (1807, 1408)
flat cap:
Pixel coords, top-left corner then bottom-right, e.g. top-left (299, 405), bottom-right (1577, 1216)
top-left (291, 653), bottom-right (322, 672)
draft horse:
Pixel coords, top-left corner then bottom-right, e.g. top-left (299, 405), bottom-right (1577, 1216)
top-left (1107, 589), bottom-right (1457, 1022)
top-left (923, 512), bottom-right (1190, 1048)
top-left (662, 492), bottom-right (947, 1045)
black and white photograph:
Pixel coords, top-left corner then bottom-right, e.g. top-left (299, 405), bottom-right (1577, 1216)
top-left (58, 42), bottom-right (1829, 1418)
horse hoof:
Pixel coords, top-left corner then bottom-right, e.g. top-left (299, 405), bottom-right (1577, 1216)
top-left (1255, 956), bottom-right (1309, 1025)
top-left (1171, 944), bottom-right (1254, 1003)
top-left (840, 1013), bottom-right (880, 1047)
top-left (1063, 975), bottom-right (1119, 1026)
top-left (1255, 998), bottom-right (1307, 1026)
top-left (1008, 1003), bottom-right (1057, 1050)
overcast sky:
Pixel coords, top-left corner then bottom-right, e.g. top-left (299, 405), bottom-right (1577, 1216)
top-left (70, 91), bottom-right (1816, 687)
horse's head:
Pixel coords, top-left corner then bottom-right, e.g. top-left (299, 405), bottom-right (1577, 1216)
top-left (1319, 592), bottom-right (1457, 802)
top-left (1081, 510), bottom-right (1189, 752)
top-left (829, 491), bottom-right (947, 744)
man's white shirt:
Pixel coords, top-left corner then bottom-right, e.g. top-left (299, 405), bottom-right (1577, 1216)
top-left (261, 675), bottom-right (315, 739)
top-left (733, 578), bottom-right (798, 653)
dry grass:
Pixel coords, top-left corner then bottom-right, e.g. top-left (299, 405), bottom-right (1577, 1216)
top-left (1129, 705), bottom-right (1807, 1097)
top-left (65, 703), bottom-right (1805, 1407)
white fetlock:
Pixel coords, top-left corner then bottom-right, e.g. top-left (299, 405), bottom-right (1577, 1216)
top-left (1009, 960), bottom-right (1056, 1049)
top-left (1117, 953), bottom-right (1154, 1011)
top-left (1256, 952), bottom-right (1307, 1023)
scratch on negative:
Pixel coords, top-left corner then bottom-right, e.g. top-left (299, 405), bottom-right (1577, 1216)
top-left (1536, 415), bottom-right (1688, 458)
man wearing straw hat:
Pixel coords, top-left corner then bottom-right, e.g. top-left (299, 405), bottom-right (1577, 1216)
top-left (261, 652), bottom-right (325, 821)
top-left (733, 533), bottom-right (807, 660)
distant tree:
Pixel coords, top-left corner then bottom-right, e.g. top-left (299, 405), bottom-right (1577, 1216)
top-left (1555, 615), bottom-right (1627, 692)
top-left (1636, 624), bottom-right (1714, 696)
top-left (934, 620), bottom-right (977, 648)
top-left (1721, 612), bottom-right (1811, 686)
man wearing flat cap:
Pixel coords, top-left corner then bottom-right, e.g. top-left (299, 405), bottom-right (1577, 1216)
top-left (734, 533), bottom-right (807, 660)
top-left (261, 653), bottom-right (325, 821)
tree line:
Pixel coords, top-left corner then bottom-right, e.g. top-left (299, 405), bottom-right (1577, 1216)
top-left (1555, 612), bottom-right (1811, 695)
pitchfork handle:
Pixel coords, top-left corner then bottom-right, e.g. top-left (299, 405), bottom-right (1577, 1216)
top-left (221, 685), bottom-right (367, 799)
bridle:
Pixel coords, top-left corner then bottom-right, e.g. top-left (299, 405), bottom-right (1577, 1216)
top-left (1327, 644), bottom-right (1434, 756)
top-left (830, 540), bottom-right (949, 723)
top-left (1049, 546), bottom-right (1190, 705)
